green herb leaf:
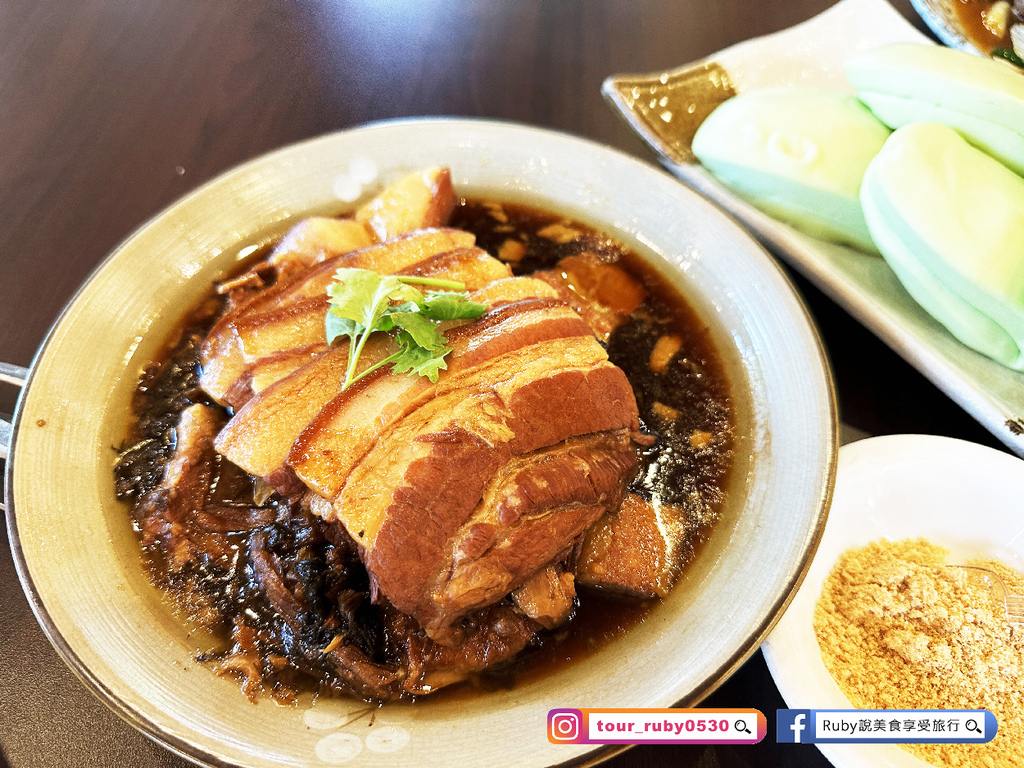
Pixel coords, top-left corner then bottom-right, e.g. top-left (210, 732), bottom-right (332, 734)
top-left (390, 330), bottom-right (452, 383)
top-left (326, 268), bottom-right (426, 389)
top-left (324, 266), bottom-right (487, 390)
top-left (327, 268), bottom-right (423, 329)
top-left (325, 313), bottom-right (361, 346)
top-left (420, 290), bottom-right (489, 321)
top-left (388, 311), bottom-right (447, 351)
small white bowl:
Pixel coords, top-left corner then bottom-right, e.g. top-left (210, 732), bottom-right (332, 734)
top-left (763, 433), bottom-right (1024, 768)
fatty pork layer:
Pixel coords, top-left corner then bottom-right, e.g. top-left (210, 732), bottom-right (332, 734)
top-left (200, 227), bottom-right (476, 406)
top-left (200, 212), bottom-right (640, 655)
top-left (294, 283), bottom-right (640, 640)
top-left (213, 247), bottom-right (514, 493)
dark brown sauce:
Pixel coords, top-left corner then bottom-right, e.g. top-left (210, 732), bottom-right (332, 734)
top-left (115, 198), bottom-right (734, 702)
top-left (951, 0), bottom-right (1015, 52)
top-left (429, 590), bottom-right (653, 702)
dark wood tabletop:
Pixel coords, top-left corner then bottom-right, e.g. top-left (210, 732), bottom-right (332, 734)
top-left (0, 1), bottom-right (1010, 767)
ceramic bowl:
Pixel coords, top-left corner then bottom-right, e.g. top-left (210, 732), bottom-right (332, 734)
top-left (910, 0), bottom-right (982, 53)
top-left (763, 433), bottom-right (1024, 767)
top-left (4, 118), bottom-right (836, 767)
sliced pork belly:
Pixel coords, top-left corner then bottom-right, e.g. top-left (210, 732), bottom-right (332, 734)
top-left (511, 565), bottom-right (577, 629)
top-left (212, 338), bottom-right (396, 496)
top-left (136, 403), bottom-right (226, 573)
top-left (355, 167), bottom-right (455, 242)
top-left (244, 347), bottom-right (326, 400)
top-left (535, 251), bottom-right (646, 341)
top-left (200, 228), bottom-right (475, 404)
top-left (218, 245), bottom-right (507, 409)
top-left (302, 314), bottom-right (639, 639)
top-left (213, 246), bottom-right (511, 491)
top-left (236, 229), bottom-right (478, 328)
top-left (213, 218), bottom-right (375, 317)
top-left (265, 217), bottom-right (375, 284)
top-left (576, 493), bottom-right (694, 599)
top-left (288, 286), bottom-right (593, 500)
top-left (431, 432), bottom-right (635, 626)
top-left (344, 401), bottom-right (636, 639)
top-left (393, 246), bottom-right (511, 286)
top-left (204, 207), bottom-right (642, 648)
top-left (221, 166), bottom-right (454, 303)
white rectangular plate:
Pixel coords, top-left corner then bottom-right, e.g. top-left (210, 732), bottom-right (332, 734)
top-left (603, 0), bottom-right (1024, 456)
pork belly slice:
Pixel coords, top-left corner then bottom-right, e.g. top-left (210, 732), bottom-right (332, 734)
top-left (289, 292), bottom-right (596, 500)
top-left (395, 246), bottom-right (512, 286)
top-left (575, 493), bottom-right (691, 599)
top-left (213, 246), bottom-right (509, 489)
top-left (218, 246), bottom-right (509, 409)
top-left (200, 227), bottom-right (475, 404)
top-left (265, 217), bottom-right (374, 283)
top-left (232, 296), bottom-right (332, 373)
top-left (136, 403), bottom-right (226, 573)
top-left (247, 228), bottom-right (477, 318)
top-left (427, 432), bottom-right (635, 629)
top-left (241, 346), bottom-right (328, 404)
top-left (237, 246), bottom-right (510, 369)
top-left (535, 251), bottom-right (647, 342)
top-left (133, 403), bottom-right (282, 628)
top-left (219, 166), bottom-right (454, 308)
top-left (511, 566), bottom-right (577, 630)
top-left (355, 167), bottom-right (455, 242)
top-left (213, 335), bottom-right (394, 495)
top-left (214, 218), bottom-right (375, 316)
top-left (323, 346), bottom-right (638, 639)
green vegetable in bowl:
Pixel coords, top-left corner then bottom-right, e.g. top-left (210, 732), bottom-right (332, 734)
top-left (992, 47), bottom-right (1024, 69)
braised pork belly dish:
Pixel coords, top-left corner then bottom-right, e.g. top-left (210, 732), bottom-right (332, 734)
top-left (114, 167), bottom-right (734, 702)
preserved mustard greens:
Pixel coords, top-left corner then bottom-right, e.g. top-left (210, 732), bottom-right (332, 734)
top-left (846, 42), bottom-right (1024, 176)
top-left (692, 87), bottom-right (890, 253)
top-left (861, 123), bottom-right (1024, 370)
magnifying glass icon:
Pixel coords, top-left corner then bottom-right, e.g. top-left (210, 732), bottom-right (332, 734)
top-left (735, 720), bottom-right (752, 735)
top-left (966, 719), bottom-right (982, 734)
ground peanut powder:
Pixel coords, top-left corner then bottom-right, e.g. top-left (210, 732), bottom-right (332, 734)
top-left (814, 538), bottom-right (1024, 768)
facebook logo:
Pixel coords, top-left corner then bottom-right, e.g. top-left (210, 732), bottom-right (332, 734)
top-left (777, 710), bottom-right (812, 743)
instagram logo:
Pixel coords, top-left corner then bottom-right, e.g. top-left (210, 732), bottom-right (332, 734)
top-left (548, 709), bottom-right (584, 744)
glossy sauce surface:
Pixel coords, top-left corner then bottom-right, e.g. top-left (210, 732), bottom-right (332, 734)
top-left (952, 0), bottom-right (1015, 51)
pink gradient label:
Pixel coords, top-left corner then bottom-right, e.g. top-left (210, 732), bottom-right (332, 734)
top-left (548, 708), bottom-right (766, 745)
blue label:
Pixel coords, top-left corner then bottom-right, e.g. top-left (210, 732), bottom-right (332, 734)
top-left (775, 709), bottom-right (996, 744)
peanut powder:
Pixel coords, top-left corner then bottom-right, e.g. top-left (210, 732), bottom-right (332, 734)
top-left (814, 538), bottom-right (1024, 767)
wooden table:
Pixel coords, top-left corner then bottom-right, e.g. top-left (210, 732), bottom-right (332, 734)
top-left (0, 1), bottom-right (1007, 766)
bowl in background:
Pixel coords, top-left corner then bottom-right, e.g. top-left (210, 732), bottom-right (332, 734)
top-left (763, 433), bottom-right (1024, 768)
top-left (910, 0), bottom-right (982, 53)
top-left (5, 118), bottom-right (836, 767)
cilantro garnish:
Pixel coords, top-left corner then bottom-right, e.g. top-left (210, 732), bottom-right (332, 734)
top-left (325, 267), bottom-right (487, 389)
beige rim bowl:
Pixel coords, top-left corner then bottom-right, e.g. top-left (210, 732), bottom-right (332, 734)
top-left (5, 119), bottom-right (836, 768)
